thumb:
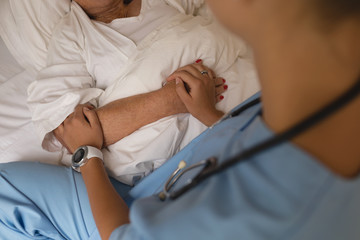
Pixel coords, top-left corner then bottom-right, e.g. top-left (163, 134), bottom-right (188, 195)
top-left (83, 107), bottom-right (100, 127)
top-left (175, 78), bottom-right (191, 105)
top-left (166, 73), bottom-right (176, 83)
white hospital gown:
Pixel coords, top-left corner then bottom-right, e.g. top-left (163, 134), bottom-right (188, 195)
top-left (27, 0), bottom-right (258, 185)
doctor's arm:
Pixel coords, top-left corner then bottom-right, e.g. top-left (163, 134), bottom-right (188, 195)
top-left (59, 105), bottom-right (129, 240)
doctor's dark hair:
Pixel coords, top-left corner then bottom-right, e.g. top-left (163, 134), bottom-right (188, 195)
top-left (123, 0), bottom-right (133, 5)
top-left (315, 0), bottom-right (360, 22)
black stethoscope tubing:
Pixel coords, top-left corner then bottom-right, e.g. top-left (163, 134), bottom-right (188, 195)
top-left (160, 77), bottom-right (360, 201)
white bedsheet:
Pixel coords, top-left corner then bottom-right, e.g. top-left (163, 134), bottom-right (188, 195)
top-left (0, 38), bottom-right (23, 84)
top-left (0, 38), bottom-right (61, 165)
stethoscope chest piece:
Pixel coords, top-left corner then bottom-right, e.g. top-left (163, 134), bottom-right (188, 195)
top-left (158, 157), bottom-right (218, 201)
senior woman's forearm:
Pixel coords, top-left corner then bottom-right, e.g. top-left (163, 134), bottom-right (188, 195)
top-left (96, 82), bottom-right (187, 147)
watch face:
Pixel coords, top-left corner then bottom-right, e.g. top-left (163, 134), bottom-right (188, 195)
top-left (73, 148), bottom-right (85, 164)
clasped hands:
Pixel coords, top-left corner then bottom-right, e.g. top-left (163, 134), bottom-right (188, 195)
top-left (54, 60), bottom-right (227, 154)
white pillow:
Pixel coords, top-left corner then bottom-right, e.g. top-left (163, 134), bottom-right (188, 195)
top-left (0, 0), bottom-right (71, 74)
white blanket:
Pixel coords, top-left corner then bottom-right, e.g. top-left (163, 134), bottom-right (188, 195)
top-left (0, 37), bottom-right (62, 165)
top-left (0, 38), bottom-right (23, 84)
top-left (26, 1), bottom-right (259, 185)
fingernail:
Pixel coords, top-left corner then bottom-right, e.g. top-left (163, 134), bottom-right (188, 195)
top-left (84, 107), bottom-right (90, 111)
top-left (222, 78), bottom-right (226, 83)
top-left (220, 95), bottom-right (224, 100)
top-left (195, 59), bottom-right (202, 63)
top-left (176, 77), bottom-right (181, 85)
top-left (224, 85), bottom-right (228, 90)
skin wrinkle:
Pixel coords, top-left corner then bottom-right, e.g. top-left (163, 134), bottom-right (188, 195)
top-left (75, 0), bottom-right (140, 23)
top-left (88, 1), bottom-right (129, 22)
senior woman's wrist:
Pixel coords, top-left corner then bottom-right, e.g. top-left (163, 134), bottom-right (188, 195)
top-left (161, 81), bottom-right (188, 114)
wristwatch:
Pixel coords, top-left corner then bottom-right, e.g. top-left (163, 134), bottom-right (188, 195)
top-left (71, 146), bottom-right (103, 172)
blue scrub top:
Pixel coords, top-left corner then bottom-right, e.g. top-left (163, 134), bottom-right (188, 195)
top-left (111, 93), bottom-right (360, 240)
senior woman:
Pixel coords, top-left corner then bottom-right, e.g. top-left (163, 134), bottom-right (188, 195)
top-left (1, 0), bottom-right (360, 240)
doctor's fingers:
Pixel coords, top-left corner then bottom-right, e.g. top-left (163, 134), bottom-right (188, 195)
top-left (169, 71), bottom-right (203, 91)
top-left (215, 77), bottom-right (228, 93)
top-left (77, 103), bottom-right (95, 110)
top-left (168, 64), bottom-right (215, 82)
top-left (215, 84), bottom-right (226, 95)
top-left (215, 89), bottom-right (225, 103)
top-left (64, 106), bottom-right (89, 129)
top-left (175, 78), bottom-right (193, 107)
top-left (74, 102), bottom-right (96, 120)
top-left (82, 107), bottom-right (101, 129)
top-left (191, 63), bottom-right (216, 80)
top-left (64, 103), bottom-right (94, 123)
top-left (215, 77), bottom-right (226, 87)
top-left (53, 125), bottom-right (64, 140)
top-left (53, 126), bottom-right (72, 153)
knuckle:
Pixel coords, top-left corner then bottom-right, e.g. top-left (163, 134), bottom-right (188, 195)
top-left (73, 117), bottom-right (82, 124)
top-left (53, 130), bottom-right (60, 138)
top-left (64, 118), bottom-right (70, 125)
top-left (193, 80), bottom-right (202, 88)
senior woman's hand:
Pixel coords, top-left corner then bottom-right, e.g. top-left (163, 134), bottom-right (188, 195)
top-left (167, 60), bottom-right (226, 126)
top-left (53, 104), bottom-right (103, 153)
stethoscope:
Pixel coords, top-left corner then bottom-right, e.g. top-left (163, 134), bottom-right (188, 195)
top-left (158, 77), bottom-right (360, 201)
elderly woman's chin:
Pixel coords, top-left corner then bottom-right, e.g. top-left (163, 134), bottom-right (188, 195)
top-left (74, 0), bottom-right (132, 22)
top-left (73, 0), bottom-right (119, 11)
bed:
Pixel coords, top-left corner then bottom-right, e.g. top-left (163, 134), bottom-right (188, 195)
top-left (0, 0), bottom-right (260, 182)
top-left (0, 37), bottom-right (62, 165)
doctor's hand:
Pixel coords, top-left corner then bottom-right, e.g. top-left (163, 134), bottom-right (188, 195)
top-left (167, 60), bottom-right (226, 126)
top-left (53, 104), bottom-right (103, 153)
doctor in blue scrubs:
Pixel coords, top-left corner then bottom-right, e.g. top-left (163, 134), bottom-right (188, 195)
top-left (1, 0), bottom-right (360, 239)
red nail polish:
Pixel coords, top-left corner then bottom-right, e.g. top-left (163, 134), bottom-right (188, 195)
top-left (224, 85), bottom-right (228, 90)
top-left (222, 78), bottom-right (226, 83)
top-left (220, 95), bottom-right (224, 100)
top-left (195, 59), bottom-right (202, 63)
